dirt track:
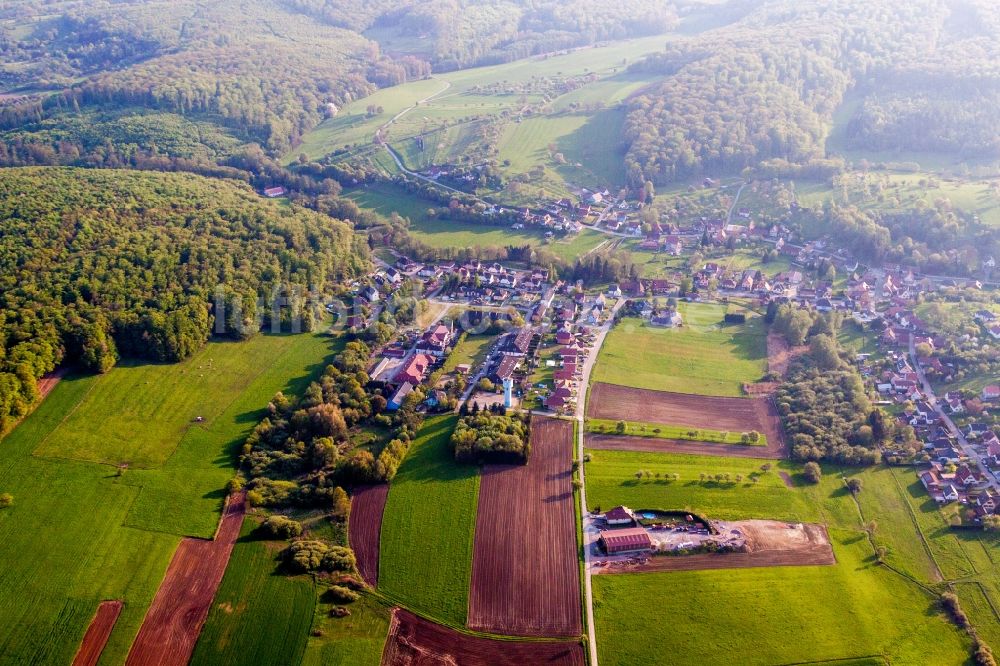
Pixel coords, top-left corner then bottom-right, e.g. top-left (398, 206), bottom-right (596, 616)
top-left (125, 493), bottom-right (245, 666)
top-left (382, 608), bottom-right (584, 666)
top-left (587, 383), bottom-right (787, 457)
top-left (72, 600), bottom-right (123, 666)
top-left (349, 484), bottom-right (389, 587)
top-left (467, 416), bottom-right (581, 638)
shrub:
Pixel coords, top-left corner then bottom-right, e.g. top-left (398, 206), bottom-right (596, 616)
top-left (0, 493), bottom-right (12, 508)
top-left (284, 540), bottom-right (356, 573)
top-left (803, 462), bottom-right (822, 484)
top-left (261, 515), bottom-right (303, 539)
top-left (325, 585), bottom-right (360, 604)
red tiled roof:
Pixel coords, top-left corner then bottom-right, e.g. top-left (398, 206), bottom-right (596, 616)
top-left (600, 528), bottom-right (652, 552)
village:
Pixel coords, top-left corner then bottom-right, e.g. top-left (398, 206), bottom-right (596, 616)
top-left (345, 175), bottom-right (999, 530)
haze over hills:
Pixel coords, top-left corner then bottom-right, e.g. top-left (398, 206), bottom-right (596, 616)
top-left (0, 2), bottom-right (999, 666)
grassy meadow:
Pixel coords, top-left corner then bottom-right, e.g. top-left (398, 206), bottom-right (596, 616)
top-left (586, 450), bottom-right (975, 665)
top-left (586, 418), bottom-right (766, 446)
top-left (378, 415), bottom-right (479, 627)
top-left (191, 519), bottom-right (316, 666)
top-left (345, 182), bottom-right (607, 261)
top-left (302, 595), bottom-right (391, 666)
top-left (592, 303), bottom-right (767, 397)
top-left (0, 329), bottom-right (341, 663)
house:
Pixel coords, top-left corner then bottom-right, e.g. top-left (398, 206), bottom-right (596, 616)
top-left (501, 329), bottom-right (534, 356)
top-left (387, 383), bottom-right (415, 411)
top-left (555, 330), bottom-right (575, 346)
top-left (599, 528), bottom-right (653, 555)
top-left (384, 267), bottom-right (403, 284)
top-left (545, 386), bottom-right (572, 410)
top-left (489, 355), bottom-right (521, 384)
top-left (607, 284), bottom-right (623, 298)
top-left (956, 466), bottom-right (981, 487)
top-left (263, 186), bottom-right (286, 198)
top-left (360, 286), bottom-right (380, 304)
top-left (416, 324), bottom-right (453, 357)
top-left (983, 385), bottom-right (1000, 402)
top-left (650, 310), bottom-right (683, 328)
top-left (603, 506), bottom-right (636, 526)
top-left (394, 354), bottom-right (432, 386)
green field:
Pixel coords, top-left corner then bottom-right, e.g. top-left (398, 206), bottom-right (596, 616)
top-left (302, 595), bottom-right (391, 666)
top-left (592, 303), bottom-right (767, 397)
top-left (586, 418), bottom-right (766, 446)
top-left (378, 415), bottom-right (479, 626)
top-left (593, 532), bottom-right (968, 666)
top-left (294, 35), bottom-right (667, 200)
top-left (191, 519), bottom-right (315, 666)
top-left (345, 183), bottom-right (608, 260)
top-left (288, 78), bottom-right (449, 163)
top-left (586, 450), bottom-right (974, 665)
top-left (0, 329), bottom-right (341, 663)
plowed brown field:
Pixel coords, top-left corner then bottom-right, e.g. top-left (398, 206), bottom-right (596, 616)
top-left (72, 600), bottom-right (123, 666)
top-left (587, 383), bottom-right (786, 456)
top-left (125, 493), bottom-right (245, 666)
top-left (349, 484), bottom-right (389, 586)
top-left (382, 608), bottom-right (585, 665)
top-left (467, 416), bottom-right (581, 638)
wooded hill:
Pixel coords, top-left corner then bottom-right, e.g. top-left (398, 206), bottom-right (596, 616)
top-left (624, 0), bottom-right (1000, 185)
top-left (0, 167), bottom-right (369, 435)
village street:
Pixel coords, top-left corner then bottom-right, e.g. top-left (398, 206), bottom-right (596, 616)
top-left (909, 337), bottom-right (999, 492)
top-left (573, 297), bottom-right (624, 666)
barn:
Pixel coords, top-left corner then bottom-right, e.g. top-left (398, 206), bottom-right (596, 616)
top-left (599, 528), bottom-right (653, 555)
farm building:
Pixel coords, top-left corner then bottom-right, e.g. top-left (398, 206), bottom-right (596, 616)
top-left (603, 506), bottom-right (636, 526)
top-left (599, 528), bottom-right (653, 555)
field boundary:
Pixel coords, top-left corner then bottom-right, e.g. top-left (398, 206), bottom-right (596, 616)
top-left (586, 417), bottom-right (767, 446)
top-left (381, 607), bottom-right (584, 665)
top-left (125, 492), bottom-right (246, 666)
top-left (586, 433), bottom-right (784, 459)
top-left (887, 466), bottom-right (945, 582)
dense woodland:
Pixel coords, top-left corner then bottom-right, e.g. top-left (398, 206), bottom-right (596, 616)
top-left (0, 168), bottom-right (368, 434)
top-left (624, 0), bottom-right (1000, 185)
top-left (451, 411), bottom-right (531, 464)
top-left (282, 0), bottom-right (679, 70)
top-left (768, 304), bottom-right (885, 465)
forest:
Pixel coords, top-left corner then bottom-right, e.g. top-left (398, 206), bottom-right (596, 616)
top-left (0, 167), bottom-right (368, 435)
top-left (623, 0), bottom-right (1000, 185)
top-left (281, 0), bottom-right (679, 70)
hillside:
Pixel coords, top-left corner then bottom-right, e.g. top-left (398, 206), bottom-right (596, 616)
top-left (0, 167), bottom-right (368, 434)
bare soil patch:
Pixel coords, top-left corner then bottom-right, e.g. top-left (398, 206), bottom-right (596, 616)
top-left (778, 471), bottom-right (795, 488)
top-left (349, 484), bottom-right (389, 586)
top-left (72, 600), bottom-right (123, 666)
top-left (767, 331), bottom-right (808, 378)
top-left (467, 416), bottom-right (581, 638)
top-left (125, 493), bottom-right (245, 666)
top-left (382, 608), bottom-right (584, 666)
top-left (595, 520), bottom-right (834, 574)
top-left (587, 383), bottom-right (786, 457)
